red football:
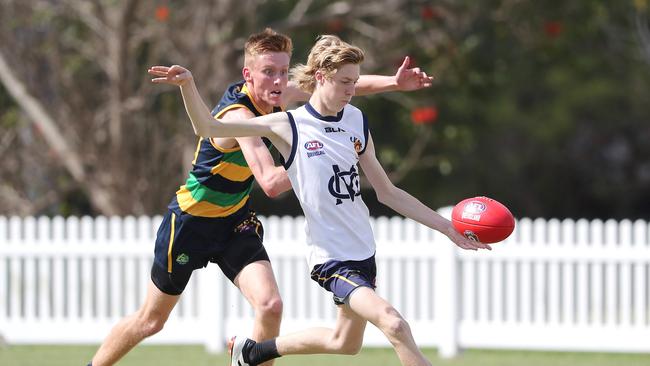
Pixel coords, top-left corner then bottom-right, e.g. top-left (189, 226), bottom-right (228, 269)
top-left (451, 196), bottom-right (515, 243)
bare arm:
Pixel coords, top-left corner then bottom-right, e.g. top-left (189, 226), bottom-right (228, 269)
top-left (238, 135), bottom-right (292, 197)
top-left (283, 56), bottom-right (434, 103)
top-left (355, 56), bottom-right (434, 96)
top-left (149, 65), bottom-right (293, 158)
top-left (223, 107), bottom-right (292, 197)
top-left (359, 134), bottom-right (491, 251)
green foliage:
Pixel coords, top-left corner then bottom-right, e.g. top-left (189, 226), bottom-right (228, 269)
top-left (375, 0), bottom-right (650, 219)
top-left (0, 96), bottom-right (19, 129)
top-left (260, 0), bottom-right (650, 220)
top-left (2, 0), bottom-right (650, 219)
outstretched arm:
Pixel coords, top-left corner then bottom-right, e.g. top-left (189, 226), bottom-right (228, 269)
top-left (359, 135), bottom-right (491, 251)
top-left (149, 65), bottom-right (294, 164)
top-left (354, 56), bottom-right (433, 96)
top-left (283, 56), bottom-right (434, 103)
top-left (149, 65), bottom-right (279, 139)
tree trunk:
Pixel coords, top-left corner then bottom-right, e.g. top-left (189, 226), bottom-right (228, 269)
top-left (0, 50), bottom-right (118, 215)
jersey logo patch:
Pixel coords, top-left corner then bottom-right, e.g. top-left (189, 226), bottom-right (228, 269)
top-left (325, 126), bottom-right (346, 133)
top-left (305, 140), bottom-right (325, 158)
top-left (328, 164), bottom-right (361, 205)
top-left (350, 137), bottom-right (362, 153)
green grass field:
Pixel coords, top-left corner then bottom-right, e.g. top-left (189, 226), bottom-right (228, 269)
top-left (1, 345), bottom-right (649, 366)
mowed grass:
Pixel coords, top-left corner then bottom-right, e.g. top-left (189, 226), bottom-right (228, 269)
top-left (1, 345), bottom-right (650, 366)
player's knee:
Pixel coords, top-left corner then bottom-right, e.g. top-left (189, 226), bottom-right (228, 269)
top-left (336, 338), bottom-right (363, 355)
top-left (386, 317), bottom-right (409, 340)
top-left (328, 331), bottom-right (363, 355)
top-left (136, 311), bottom-right (168, 337)
top-left (256, 296), bottom-right (283, 321)
top-left (380, 308), bottom-right (410, 340)
top-left (143, 317), bottom-right (166, 337)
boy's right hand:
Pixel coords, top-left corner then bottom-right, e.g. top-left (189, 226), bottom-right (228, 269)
top-left (445, 225), bottom-right (492, 251)
top-left (149, 65), bottom-right (193, 86)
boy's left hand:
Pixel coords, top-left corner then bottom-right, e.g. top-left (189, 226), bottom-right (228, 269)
top-left (394, 56), bottom-right (434, 91)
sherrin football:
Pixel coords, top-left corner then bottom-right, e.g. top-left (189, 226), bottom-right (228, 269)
top-left (451, 196), bottom-right (515, 244)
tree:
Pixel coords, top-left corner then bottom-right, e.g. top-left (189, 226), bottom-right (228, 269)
top-left (2, 0), bottom-right (650, 220)
top-left (0, 0), bottom-right (292, 215)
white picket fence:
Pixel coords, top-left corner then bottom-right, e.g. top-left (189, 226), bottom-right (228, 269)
top-left (0, 211), bottom-right (649, 357)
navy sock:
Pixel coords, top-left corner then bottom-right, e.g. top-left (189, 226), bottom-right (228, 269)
top-left (245, 338), bottom-right (281, 365)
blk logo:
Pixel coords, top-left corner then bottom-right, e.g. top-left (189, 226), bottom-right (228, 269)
top-left (325, 126), bottom-right (346, 133)
top-left (328, 164), bottom-right (361, 205)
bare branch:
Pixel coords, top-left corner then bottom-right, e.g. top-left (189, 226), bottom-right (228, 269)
top-left (636, 13), bottom-right (650, 65)
top-left (0, 128), bottom-right (16, 157)
top-left (0, 49), bottom-right (118, 215)
top-left (288, 0), bottom-right (314, 24)
top-left (0, 185), bottom-right (32, 216)
top-left (387, 127), bottom-right (433, 184)
top-left (0, 50), bottom-right (85, 181)
top-left (63, 0), bottom-right (109, 39)
top-left (350, 19), bottom-right (385, 41)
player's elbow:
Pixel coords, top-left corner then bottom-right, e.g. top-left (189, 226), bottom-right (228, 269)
top-left (257, 168), bottom-right (290, 198)
top-left (376, 185), bottom-right (399, 206)
top-left (258, 179), bottom-right (282, 198)
top-left (192, 123), bottom-right (208, 137)
top-left (194, 118), bottom-right (220, 138)
top-left (376, 192), bottom-right (391, 206)
top-left (261, 185), bottom-right (281, 198)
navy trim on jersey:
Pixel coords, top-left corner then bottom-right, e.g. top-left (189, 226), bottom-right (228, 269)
top-left (305, 103), bottom-right (344, 122)
top-left (211, 80), bottom-right (283, 117)
top-left (282, 112), bottom-right (299, 169)
top-left (359, 112), bottom-right (370, 155)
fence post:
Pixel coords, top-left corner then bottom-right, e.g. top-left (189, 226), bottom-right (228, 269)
top-left (435, 207), bottom-right (459, 358)
top-left (200, 264), bottom-right (225, 353)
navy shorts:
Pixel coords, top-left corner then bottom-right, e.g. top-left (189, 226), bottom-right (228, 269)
top-left (151, 207), bottom-right (268, 295)
top-left (310, 255), bottom-right (377, 305)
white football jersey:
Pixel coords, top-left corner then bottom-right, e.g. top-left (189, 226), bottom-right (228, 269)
top-left (283, 103), bottom-right (376, 269)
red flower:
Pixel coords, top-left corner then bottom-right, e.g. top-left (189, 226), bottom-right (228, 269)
top-left (411, 107), bottom-right (438, 125)
top-left (421, 6), bottom-right (435, 20)
top-left (326, 19), bottom-right (344, 33)
top-left (420, 5), bottom-right (442, 20)
top-left (544, 21), bottom-right (563, 38)
top-left (155, 6), bottom-right (170, 22)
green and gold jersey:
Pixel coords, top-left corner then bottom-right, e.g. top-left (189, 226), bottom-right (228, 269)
top-left (169, 81), bottom-right (281, 218)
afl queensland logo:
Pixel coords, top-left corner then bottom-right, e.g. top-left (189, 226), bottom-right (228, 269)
top-left (305, 140), bottom-right (325, 158)
top-left (462, 201), bottom-right (486, 222)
